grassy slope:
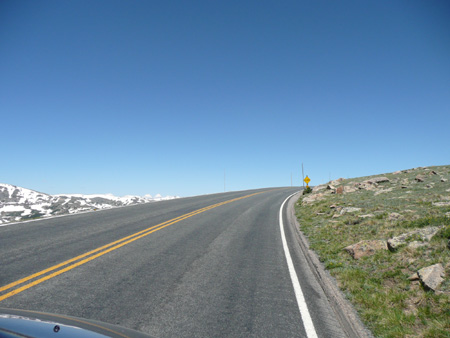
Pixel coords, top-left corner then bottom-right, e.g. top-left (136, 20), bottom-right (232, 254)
top-left (295, 165), bottom-right (450, 338)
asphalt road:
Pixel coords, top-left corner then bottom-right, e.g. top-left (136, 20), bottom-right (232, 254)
top-left (0, 188), bottom-right (346, 337)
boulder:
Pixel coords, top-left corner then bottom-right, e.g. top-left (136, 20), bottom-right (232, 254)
top-left (388, 212), bottom-right (403, 221)
top-left (355, 181), bottom-right (378, 191)
top-left (409, 273), bottom-right (420, 281)
top-left (432, 201), bottom-right (450, 207)
top-left (374, 188), bottom-right (394, 196)
top-left (368, 177), bottom-right (390, 184)
top-left (408, 241), bottom-right (428, 249)
top-left (415, 175), bottom-right (425, 182)
top-left (343, 186), bottom-right (357, 193)
top-left (326, 185), bottom-right (337, 194)
top-left (417, 264), bottom-right (445, 291)
top-left (344, 240), bottom-right (388, 259)
top-left (387, 226), bottom-right (443, 251)
top-left (313, 185), bottom-right (327, 192)
top-left (340, 207), bottom-right (361, 215)
top-left (302, 193), bottom-right (325, 205)
top-left (330, 178), bottom-right (345, 186)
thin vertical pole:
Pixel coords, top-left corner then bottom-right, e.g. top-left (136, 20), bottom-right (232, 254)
top-left (302, 163), bottom-right (305, 188)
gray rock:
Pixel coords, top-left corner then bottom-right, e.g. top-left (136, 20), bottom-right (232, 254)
top-left (344, 240), bottom-right (388, 259)
top-left (340, 207), bottom-right (361, 215)
top-left (407, 241), bottom-right (428, 249)
top-left (330, 178), bottom-right (345, 186)
top-left (369, 177), bottom-right (390, 184)
top-left (359, 214), bottom-right (375, 219)
top-left (343, 186), bottom-right (357, 193)
top-left (374, 188), bottom-right (394, 196)
top-left (355, 181), bottom-right (378, 191)
top-left (388, 212), bottom-right (403, 221)
top-left (387, 226), bottom-right (443, 251)
top-left (415, 175), bottom-right (425, 182)
top-left (418, 264), bottom-right (445, 291)
top-left (408, 273), bottom-right (420, 281)
top-left (432, 201), bottom-right (450, 207)
top-left (313, 185), bottom-right (327, 192)
top-left (302, 193), bottom-right (325, 205)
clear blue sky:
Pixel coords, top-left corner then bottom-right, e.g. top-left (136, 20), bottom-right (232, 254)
top-left (2, 1), bottom-right (449, 197)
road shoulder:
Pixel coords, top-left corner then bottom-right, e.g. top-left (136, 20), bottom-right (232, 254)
top-left (286, 192), bottom-right (374, 338)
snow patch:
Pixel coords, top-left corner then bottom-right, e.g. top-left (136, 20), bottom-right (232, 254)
top-left (0, 183), bottom-right (178, 225)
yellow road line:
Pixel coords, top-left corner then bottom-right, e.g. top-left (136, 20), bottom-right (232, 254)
top-left (0, 196), bottom-right (239, 293)
top-left (0, 205), bottom-right (209, 293)
top-left (0, 191), bottom-right (264, 302)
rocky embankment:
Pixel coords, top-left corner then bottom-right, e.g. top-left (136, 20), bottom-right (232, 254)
top-left (296, 165), bottom-right (450, 337)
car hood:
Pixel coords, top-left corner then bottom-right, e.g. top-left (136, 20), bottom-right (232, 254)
top-left (0, 308), bottom-right (155, 338)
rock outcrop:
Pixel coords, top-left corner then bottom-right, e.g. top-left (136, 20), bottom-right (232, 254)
top-left (417, 264), bottom-right (445, 291)
top-left (344, 240), bottom-right (388, 259)
top-left (387, 226), bottom-right (443, 251)
top-left (340, 207), bottom-right (361, 215)
top-left (415, 175), bottom-right (425, 182)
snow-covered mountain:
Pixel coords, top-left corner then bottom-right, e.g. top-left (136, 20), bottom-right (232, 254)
top-left (0, 183), bottom-right (178, 225)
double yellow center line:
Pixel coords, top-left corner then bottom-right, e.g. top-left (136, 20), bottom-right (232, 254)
top-left (0, 191), bottom-right (264, 302)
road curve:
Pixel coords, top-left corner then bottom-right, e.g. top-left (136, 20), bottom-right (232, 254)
top-left (0, 188), bottom-right (346, 337)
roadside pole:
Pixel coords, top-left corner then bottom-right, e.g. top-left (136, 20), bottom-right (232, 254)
top-left (302, 163), bottom-right (305, 189)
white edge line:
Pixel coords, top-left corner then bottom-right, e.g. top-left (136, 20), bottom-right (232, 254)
top-left (279, 192), bottom-right (318, 338)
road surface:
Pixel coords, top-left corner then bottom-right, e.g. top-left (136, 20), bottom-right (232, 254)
top-left (0, 188), bottom-right (347, 337)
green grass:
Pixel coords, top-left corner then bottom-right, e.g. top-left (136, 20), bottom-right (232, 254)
top-left (398, 216), bottom-right (450, 229)
top-left (296, 165), bottom-right (450, 337)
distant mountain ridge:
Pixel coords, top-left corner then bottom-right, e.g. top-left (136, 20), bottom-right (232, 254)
top-left (0, 183), bottom-right (178, 225)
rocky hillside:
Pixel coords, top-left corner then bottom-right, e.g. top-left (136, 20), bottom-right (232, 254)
top-left (0, 183), bottom-right (178, 225)
top-left (296, 165), bottom-right (450, 337)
